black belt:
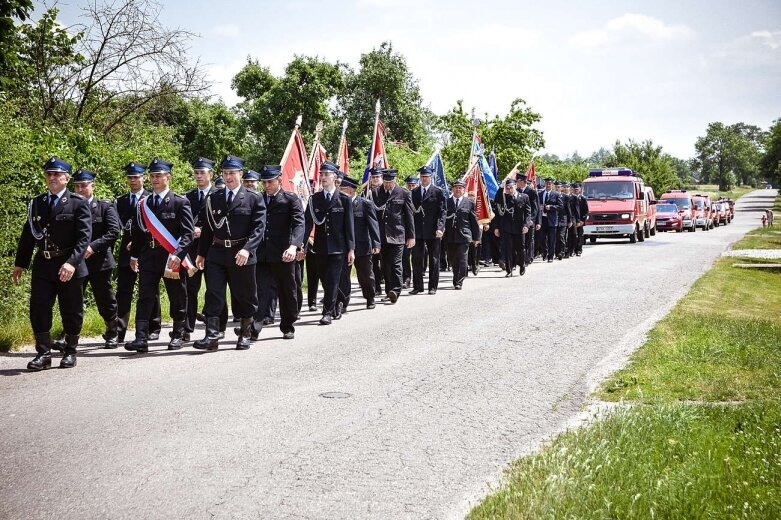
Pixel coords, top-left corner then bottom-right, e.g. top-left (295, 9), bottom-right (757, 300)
top-left (38, 248), bottom-right (72, 260)
top-left (212, 237), bottom-right (248, 248)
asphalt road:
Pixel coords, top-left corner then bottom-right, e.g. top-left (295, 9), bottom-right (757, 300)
top-left (1, 189), bottom-right (776, 520)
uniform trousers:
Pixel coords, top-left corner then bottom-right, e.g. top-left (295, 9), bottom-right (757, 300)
top-left (136, 266), bottom-right (187, 325)
top-left (316, 253), bottom-right (344, 317)
top-left (338, 254), bottom-right (375, 307)
top-left (255, 261), bottom-right (298, 334)
top-left (412, 238), bottom-right (440, 291)
top-left (30, 270), bottom-right (85, 337)
top-left (116, 265), bottom-right (161, 338)
top-left (446, 243), bottom-right (469, 287)
top-left (186, 268), bottom-right (228, 332)
top-left (204, 258), bottom-right (257, 319)
top-left (501, 233), bottom-right (525, 272)
top-left (381, 244), bottom-right (404, 295)
top-left (83, 268), bottom-right (117, 322)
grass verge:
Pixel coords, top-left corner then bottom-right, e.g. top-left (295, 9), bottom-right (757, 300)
top-left (469, 193), bottom-right (781, 519)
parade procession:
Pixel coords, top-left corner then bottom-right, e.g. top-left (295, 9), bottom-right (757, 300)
top-left (11, 102), bottom-right (601, 371)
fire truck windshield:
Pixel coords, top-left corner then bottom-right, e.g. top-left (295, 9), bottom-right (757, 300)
top-left (583, 181), bottom-right (635, 200)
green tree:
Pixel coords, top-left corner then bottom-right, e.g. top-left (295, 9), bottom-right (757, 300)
top-left (694, 122), bottom-right (765, 190)
top-left (338, 42), bottom-right (431, 161)
top-left (171, 98), bottom-right (250, 164)
top-left (606, 139), bottom-right (681, 194)
top-left (760, 117), bottom-right (781, 186)
top-left (233, 55), bottom-right (344, 166)
top-left (0, 0), bottom-right (33, 86)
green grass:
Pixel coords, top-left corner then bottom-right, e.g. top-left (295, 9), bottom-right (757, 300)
top-left (469, 402), bottom-right (781, 520)
top-left (688, 184), bottom-right (755, 202)
top-left (469, 193), bottom-right (781, 519)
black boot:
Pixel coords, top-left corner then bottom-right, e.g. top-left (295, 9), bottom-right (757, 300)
top-left (27, 333), bottom-right (52, 371)
top-left (103, 318), bottom-right (119, 349)
top-left (51, 335), bottom-right (66, 352)
top-left (125, 320), bottom-right (149, 352)
top-left (193, 317), bottom-right (220, 351)
top-left (60, 334), bottom-right (79, 368)
top-left (168, 321), bottom-right (186, 350)
top-left (236, 318), bottom-right (253, 350)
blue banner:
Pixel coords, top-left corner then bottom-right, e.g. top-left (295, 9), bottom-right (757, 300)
top-left (427, 150), bottom-right (450, 198)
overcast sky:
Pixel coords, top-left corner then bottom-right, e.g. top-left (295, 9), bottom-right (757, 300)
top-left (51, 0), bottom-right (781, 159)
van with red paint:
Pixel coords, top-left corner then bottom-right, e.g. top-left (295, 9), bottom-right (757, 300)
top-left (659, 190), bottom-right (696, 232)
top-left (582, 168), bottom-right (654, 244)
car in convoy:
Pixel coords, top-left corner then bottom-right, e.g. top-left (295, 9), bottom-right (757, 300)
top-left (654, 202), bottom-right (683, 232)
top-left (582, 168), bottom-right (655, 244)
top-left (724, 199), bottom-right (735, 220)
top-left (713, 201), bottom-right (729, 226)
top-left (659, 190), bottom-right (696, 232)
top-left (644, 186), bottom-right (657, 237)
top-left (691, 194), bottom-right (714, 230)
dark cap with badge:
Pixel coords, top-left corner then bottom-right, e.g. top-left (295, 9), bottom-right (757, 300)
top-left (451, 179), bottom-right (466, 188)
top-left (220, 155), bottom-right (245, 172)
top-left (124, 162), bottom-right (147, 176)
top-left (214, 176), bottom-right (226, 189)
top-left (192, 157), bottom-right (216, 171)
top-left (340, 176), bottom-right (360, 189)
top-left (320, 161), bottom-right (339, 174)
top-left (571, 183), bottom-right (582, 189)
top-left (370, 167), bottom-right (385, 177)
top-left (382, 169), bottom-right (398, 181)
top-left (417, 165), bottom-right (434, 176)
top-left (72, 169), bottom-right (96, 183)
top-left (504, 177), bottom-right (517, 185)
top-left (516, 173), bottom-right (528, 181)
top-left (260, 165), bottom-right (282, 181)
top-left (149, 158), bottom-right (173, 174)
top-left (243, 170), bottom-right (260, 181)
top-left (404, 175), bottom-right (420, 185)
top-left (44, 157), bottom-right (72, 174)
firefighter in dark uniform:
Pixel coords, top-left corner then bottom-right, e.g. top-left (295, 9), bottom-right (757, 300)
top-left (539, 177), bottom-right (564, 262)
top-left (402, 175), bottom-right (419, 288)
top-left (410, 165), bottom-right (446, 295)
top-left (492, 177), bottom-right (532, 277)
top-left (573, 183), bottom-right (589, 256)
top-left (193, 155), bottom-right (266, 350)
top-left (242, 169), bottom-right (260, 191)
top-left (304, 162), bottom-right (355, 325)
top-left (70, 169), bottom-right (121, 348)
top-left (563, 183), bottom-right (580, 257)
top-left (125, 158), bottom-right (194, 352)
top-left (115, 162), bottom-right (162, 345)
top-left (185, 157), bottom-right (228, 341)
top-left (373, 169), bottom-right (415, 304)
top-left (365, 168), bottom-right (385, 296)
top-left (13, 158), bottom-right (92, 370)
top-left (516, 173), bottom-right (538, 266)
top-left (444, 179), bottom-right (481, 289)
top-left (253, 165), bottom-right (305, 340)
top-left (244, 169), bottom-right (277, 324)
top-left (337, 176), bottom-right (380, 311)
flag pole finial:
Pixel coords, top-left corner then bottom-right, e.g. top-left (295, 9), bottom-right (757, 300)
top-left (375, 99), bottom-right (381, 114)
top-left (295, 115), bottom-right (302, 128)
top-left (342, 118), bottom-right (348, 132)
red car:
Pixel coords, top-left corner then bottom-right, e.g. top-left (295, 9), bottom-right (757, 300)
top-left (655, 202), bottom-right (683, 232)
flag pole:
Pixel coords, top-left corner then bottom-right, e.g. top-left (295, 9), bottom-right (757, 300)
top-left (279, 114), bottom-right (303, 169)
top-left (336, 118), bottom-right (348, 168)
top-left (307, 120), bottom-right (324, 181)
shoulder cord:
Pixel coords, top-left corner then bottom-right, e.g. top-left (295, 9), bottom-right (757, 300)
top-left (204, 193), bottom-right (231, 236)
top-left (308, 198), bottom-right (327, 226)
top-left (27, 199), bottom-right (45, 240)
top-left (496, 193), bottom-right (514, 216)
top-left (135, 195), bottom-right (150, 234)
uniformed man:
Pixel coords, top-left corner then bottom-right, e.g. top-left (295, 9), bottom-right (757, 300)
top-left (539, 178), bottom-right (564, 263)
top-left (13, 158), bottom-right (91, 370)
top-left (365, 168), bottom-right (385, 296)
top-left (242, 170), bottom-right (260, 191)
top-left (410, 166), bottom-right (446, 295)
top-left (304, 162), bottom-right (355, 325)
top-left (194, 155), bottom-right (265, 350)
top-left (337, 176), bottom-right (380, 311)
top-left (70, 169), bottom-right (121, 348)
top-left (402, 175), bottom-right (419, 289)
top-left (253, 165), bottom-right (305, 340)
top-left (516, 173), bottom-right (539, 266)
top-left (125, 158), bottom-right (194, 352)
top-left (492, 177), bottom-right (532, 277)
top-left (115, 162), bottom-right (162, 345)
top-left (564, 183), bottom-right (580, 257)
top-left (573, 183), bottom-right (589, 256)
top-left (444, 179), bottom-right (481, 289)
top-left (185, 158), bottom-right (228, 342)
top-left (373, 169), bottom-right (415, 303)
top-left (555, 181), bottom-right (572, 260)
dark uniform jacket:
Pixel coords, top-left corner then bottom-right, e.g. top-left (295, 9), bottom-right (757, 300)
top-left (116, 189), bottom-right (150, 267)
top-left (538, 189), bottom-right (564, 227)
top-left (444, 197), bottom-right (481, 244)
top-left (519, 184), bottom-right (539, 224)
top-left (198, 186), bottom-right (266, 265)
top-left (15, 190), bottom-right (92, 280)
top-left (491, 191), bottom-right (533, 235)
top-left (411, 184), bottom-right (446, 240)
top-left (304, 190), bottom-right (355, 255)
top-left (351, 196), bottom-right (381, 257)
top-left (373, 185), bottom-right (415, 245)
top-left (256, 189), bottom-right (305, 263)
top-left (567, 193), bottom-right (582, 223)
top-left (558, 193), bottom-right (572, 227)
top-left (186, 186), bottom-right (215, 259)
top-left (86, 198), bottom-right (121, 273)
top-left (130, 191), bottom-right (194, 270)
top-left (577, 195), bottom-right (590, 223)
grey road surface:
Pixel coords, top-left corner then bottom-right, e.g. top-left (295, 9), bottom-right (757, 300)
top-left (1, 189), bottom-right (776, 520)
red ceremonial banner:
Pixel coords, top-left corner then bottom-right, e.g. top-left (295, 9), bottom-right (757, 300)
top-left (464, 161), bottom-right (494, 225)
top-left (308, 142), bottom-right (328, 192)
top-left (280, 124), bottom-right (311, 205)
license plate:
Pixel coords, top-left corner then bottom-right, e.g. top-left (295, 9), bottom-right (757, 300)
top-left (596, 226), bottom-right (613, 232)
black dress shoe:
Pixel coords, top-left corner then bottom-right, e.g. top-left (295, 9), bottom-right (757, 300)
top-left (308, 305), bottom-right (317, 312)
top-left (148, 331), bottom-right (160, 341)
top-left (216, 331), bottom-right (225, 339)
top-left (402, 281), bottom-right (409, 289)
top-left (283, 332), bottom-right (295, 340)
top-left (519, 267), bottom-right (526, 276)
top-left (168, 337), bottom-right (185, 350)
top-left (505, 272), bottom-right (512, 277)
top-left (196, 313), bottom-right (205, 322)
top-left (428, 289), bottom-right (437, 295)
top-left (182, 332), bottom-right (191, 342)
top-left (366, 301), bottom-right (376, 309)
top-left (388, 290), bottom-right (399, 304)
top-left (454, 285), bottom-right (462, 290)
top-left (59, 353), bottom-right (77, 368)
top-left (50, 338), bottom-right (65, 352)
top-left (27, 353), bottom-right (51, 371)
top-left (333, 302), bottom-right (344, 320)
top-left (125, 342), bottom-right (149, 353)
top-left (319, 315), bottom-right (332, 325)
top-left (547, 258), bottom-right (554, 263)
top-left (262, 317), bottom-right (275, 326)
top-left (409, 289), bottom-right (422, 295)
top-left (103, 339), bottom-right (119, 349)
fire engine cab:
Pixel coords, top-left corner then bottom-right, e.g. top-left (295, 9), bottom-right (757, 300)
top-left (582, 168), bottom-right (655, 244)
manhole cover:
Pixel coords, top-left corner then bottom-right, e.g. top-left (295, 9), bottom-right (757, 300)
top-left (319, 392), bottom-right (352, 399)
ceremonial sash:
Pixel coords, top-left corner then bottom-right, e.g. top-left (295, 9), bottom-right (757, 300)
top-left (139, 196), bottom-right (197, 278)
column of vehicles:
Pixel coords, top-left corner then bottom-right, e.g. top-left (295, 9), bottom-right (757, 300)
top-left (580, 168), bottom-right (735, 243)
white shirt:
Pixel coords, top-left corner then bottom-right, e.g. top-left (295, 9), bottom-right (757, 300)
top-left (48, 187), bottom-right (67, 205)
top-left (129, 189), bottom-right (144, 205)
top-left (323, 186), bottom-right (337, 199)
top-left (152, 188), bottom-right (170, 202)
top-left (226, 185), bottom-right (240, 203)
top-left (199, 184), bottom-right (212, 200)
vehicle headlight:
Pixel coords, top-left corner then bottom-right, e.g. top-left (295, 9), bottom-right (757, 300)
top-left (621, 213), bottom-right (631, 219)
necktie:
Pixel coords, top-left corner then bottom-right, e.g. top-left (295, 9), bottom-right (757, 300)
top-left (422, 187), bottom-right (427, 198)
top-left (265, 193), bottom-right (271, 206)
top-left (154, 195), bottom-right (161, 208)
top-left (199, 190), bottom-right (204, 203)
top-left (48, 193), bottom-right (58, 213)
top-left (455, 198), bottom-right (460, 207)
top-left (130, 193), bottom-right (136, 207)
top-left (326, 191), bottom-right (331, 202)
top-left (227, 190), bottom-right (234, 206)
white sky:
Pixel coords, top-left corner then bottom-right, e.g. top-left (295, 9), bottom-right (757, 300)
top-left (51, 0), bottom-right (781, 159)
